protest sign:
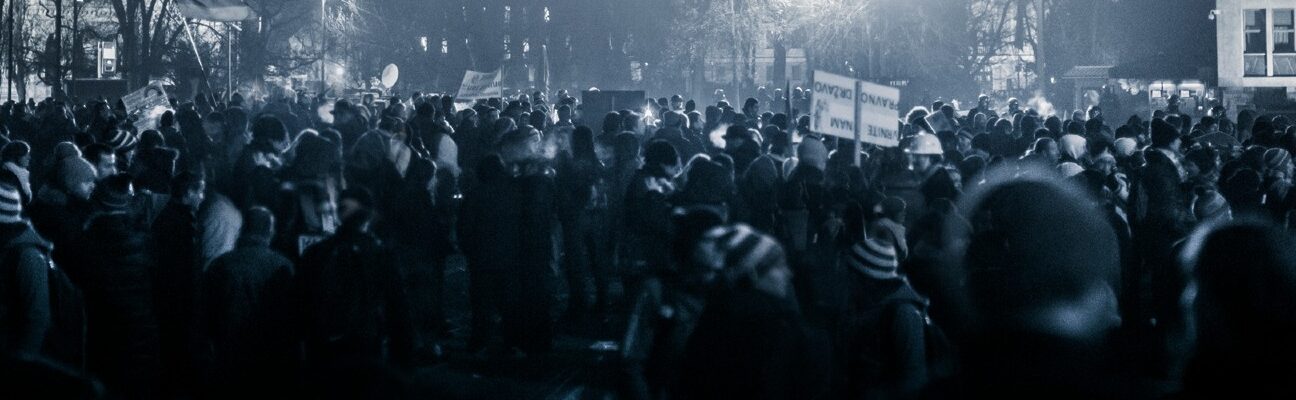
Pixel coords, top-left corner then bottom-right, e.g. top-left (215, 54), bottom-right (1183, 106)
top-left (456, 69), bottom-right (503, 100)
top-left (810, 70), bottom-right (858, 140)
top-left (857, 80), bottom-right (901, 147)
top-left (122, 81), bottom-right (172, 130)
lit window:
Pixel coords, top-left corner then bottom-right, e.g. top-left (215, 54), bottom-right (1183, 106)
top-left (420, 36), bottom-right (428, 52)
top-left (544, 7), bottom-right (551, 23)
top-left (504, 6), bottom-right (511, 25)
top-left (441, 39), bottom-right (449, 54)
top-left (1244, 9), bottom-right (1267, 76)
top-left (1276, 9), bottom-right (1295, 76)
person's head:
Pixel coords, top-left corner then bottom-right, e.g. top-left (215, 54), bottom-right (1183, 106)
top-left (0, 141), bottom-right (31, 169)
top-left (602, 112), bottom-right (623, 134)
top-left (572, 126), bottom-right (596, 160)
top-left (1151, 118), bottom-right (1183, 150)
top-left (57, 156), bottom-right (97, 201)
top-left (1031, 137), bottom-right (1060, 164)
top-left (338, 187), bottom-right (374, 221)
top-left (203, 111), bottom-right (225, 137)
top-left (83, 143), bottom-right (117, 179)
top-left (694, 224), bottom-right (792, 298)
top-left (251, 114), bottom-right (291, 151)
top-left (1184, 220), bottom-right (1296, 384)
top-left (91, 173), bottom-right (135, 213)
top-left (906, 133), bottom-right (944, 171)
top-left (171, 171), bottom-right (205, 208)
top-left (977, 94), bottom-right (991, 110)
top-left (644, 139), bottom-right (681, 176)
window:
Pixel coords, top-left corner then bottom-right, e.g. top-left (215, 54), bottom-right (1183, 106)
top-left (1245, 9), bottom-right (1267, 76)
top-left (1276, 9), bottom-right (1295, 76)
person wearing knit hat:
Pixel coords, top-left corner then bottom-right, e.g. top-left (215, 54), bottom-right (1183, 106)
top-left (105, 128), bottom-right (139, 152)
top-left (797, 137), bottom-right (829, 172)
top-left (0, 141), bottom-right (32, 203)
top-left (847, 235), bottom-right (900, 279)
top-left (57, 156), bottom-right (98, 201)
top-left (1058, 134), bottom-right (1087, 164)
top-left (1058, 161), bottom-right (1085, 178)
top-left (1263, 147), bottom-right (1292, 179)
top-left (1193, 189), bottom-right (1232, 223)
top-left (1113, 137), bottom-right (1139, 158)
top-left (91, 173), bottom-right (135, 213)
top-left (692, 224), bottom-right (791, 296)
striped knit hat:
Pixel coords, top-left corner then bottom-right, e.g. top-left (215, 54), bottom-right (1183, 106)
top-left (848, 236), bottom-right (900, 280)
top-left (0, 182), bottom-right (22, 224)
top-left (106, 128), bottom-right (139, 151)
top-left (694, 224), bottom-right (787, 287)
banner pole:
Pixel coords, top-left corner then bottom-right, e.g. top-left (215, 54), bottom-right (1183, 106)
top-left (853, 80), bottom-right (862, 167)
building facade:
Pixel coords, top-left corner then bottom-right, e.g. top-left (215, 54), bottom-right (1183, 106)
top-left (1217, 0), bottom-right (1296, 111)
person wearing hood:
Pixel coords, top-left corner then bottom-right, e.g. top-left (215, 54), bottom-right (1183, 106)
top-left (778, 138), bottom-right (829, 256)
top-left (345, 118), bottom-right (406, 206)
top-left (67, 173), bottom-right (161, 398)
top-left (1058, 133), bottom-right (1088, 165)
top-left (198, 206), bottom-right (296, 397)
top-left (30, 155), bottom-right (96, 269)
top-left (329, 99), bottom-right (369, 150)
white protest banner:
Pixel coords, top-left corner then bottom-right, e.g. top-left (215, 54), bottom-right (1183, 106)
top-left (856, 80), bottom-right (901, 147)
top-left (121, 81), bottom-right (172, 130)
top-left (456, 69), bottom-right (503, 100)
top-left (810, 70), bottom-right (857, 140)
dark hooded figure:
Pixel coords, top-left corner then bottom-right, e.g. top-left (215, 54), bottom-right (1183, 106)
top-left (0, 181), bottom-right (52, 358)
top-left (498, 127), bottom-right (560, 354)
top-left (67, 173), bottom-right (161, 399)
top-left (935, 165), bottom-right (1127, 398)
top-left (624, 140), bottom-right (681, 293)
top-left (230, 115), bottom-right (290, 210)
top-left (198, 206), bottom-right (297, 397)
top-left (1183, 220), bottom-right (1296, 398)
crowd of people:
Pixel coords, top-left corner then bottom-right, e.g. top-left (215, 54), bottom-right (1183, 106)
top-left (1, 83), bottom-right (1295, 399)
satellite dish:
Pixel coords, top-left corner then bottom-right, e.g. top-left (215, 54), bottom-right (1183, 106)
top-left (381, 64), bottom-right (399, 88)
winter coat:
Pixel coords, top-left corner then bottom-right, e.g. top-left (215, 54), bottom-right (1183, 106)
top-left (620, 277), bottom-right (707, 400)
top-left (624, 166), bottom-right (677, 273)
top-left (151, 201), bottom-right (201, 374)
top-left (198, 238), bottom-right (296, 389)
top-left (67, 211), bottom-right (160, 397)
top-left (297, 228), bottom-right (414, 368)
top-left (29, 188), bottom-right (91, 268)
top-left (677, 289), bottom-right (823, 399)
top-left (833, 276), bottom-right (928, 399)
top-left (0, 222), bottom-right (52, 356)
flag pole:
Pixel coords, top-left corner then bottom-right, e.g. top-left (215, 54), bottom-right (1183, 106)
top-left (172, 6), bottom-right (213, 95)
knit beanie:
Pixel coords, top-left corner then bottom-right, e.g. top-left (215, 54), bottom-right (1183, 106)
top-left (57, 156), bottom-right (97, 194)
top-left (694, 224), bottom-right (787, 288)
top-left (106, 129), bottom-right (139, 151)
top-left (92, 173), bottom-right (134, 211)
top-left (1263, 148), bottom-right (1291, 175)
top-left (797, 138), bottom-right (829, 171)
top-left (52, 141), bottom-right (82, 162)
top-left (0, 182), bottom-right (21, 223)
top-left (1113, 137), bottom-right (1138, 158)
top-left (1194, 190), bottom-right (1232, 223)
top-left (847, 236), bottom-right (899, 280)
top-left (1058, 161), bottom-right (1085, 178)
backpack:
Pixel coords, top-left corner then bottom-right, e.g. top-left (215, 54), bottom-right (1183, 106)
top-left (3, 242), bottom-right (85, 370)
top-left (836, 296), bottom-right (954, 397)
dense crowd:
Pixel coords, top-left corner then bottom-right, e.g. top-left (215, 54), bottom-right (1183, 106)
top-left (1, 85), bottom-right (1295, 399)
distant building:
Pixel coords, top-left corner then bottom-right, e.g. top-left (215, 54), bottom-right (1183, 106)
top-left (1216, 0), bottom-right (1296, 111)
